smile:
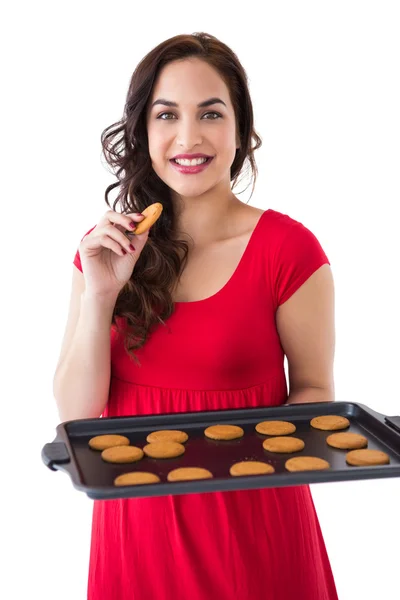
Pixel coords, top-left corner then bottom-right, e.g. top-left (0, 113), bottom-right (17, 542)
top-left (169, 157), bottom-right (214, 174)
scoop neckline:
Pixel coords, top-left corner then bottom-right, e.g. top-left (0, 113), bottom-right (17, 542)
top-left (174, 209), bottom-right (270, 307)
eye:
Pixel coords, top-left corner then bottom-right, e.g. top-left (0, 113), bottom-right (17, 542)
top-left (156, 111), bottom-right (222, 121)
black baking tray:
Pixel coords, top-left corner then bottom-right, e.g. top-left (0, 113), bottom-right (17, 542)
top-left (42, 401), bottom-right (400, 500)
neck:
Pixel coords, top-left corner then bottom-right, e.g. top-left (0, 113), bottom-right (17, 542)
top-left (172, 191), bottom-right (245, 247)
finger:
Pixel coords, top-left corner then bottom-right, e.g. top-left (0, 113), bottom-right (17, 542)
top-left (100, 224), bottom-right (137, 254)
top-left (81, 233), bottom-right (127, 257)
top-left (84, 225), bottom-right (136, 256)
top-left (97, 209), bottom-right (145, 232)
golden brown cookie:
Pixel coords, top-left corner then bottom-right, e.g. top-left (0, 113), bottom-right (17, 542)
top-left (114, 472), bottom-right (161, 486)
top-left (204, 425), bottom-right (244, 440)
top-left (167, 467), bottom-right (213, 482)
top-left (101, 446), bottom-right (144, 463)
top-left (143, 441), bottom-right (185, 459)
top-left (326, 432), bottom-right (368, 450)
top-left (230, 461), bottom-right (275, 476)
top-left (88, 434), bottom-right (130, 451)
top-left (146, 430), bottom-right (188, 444)
top-left (263, 436), bottom-right (305, 453)
top-left (133, 203), bottom-right (163, 234)
top-left (346, 449), bottom-right (390, 466)
top-left (255, 420), bottom-right (296, 436)
top-left (285, 456), bottom-right (331, 472)
top-left (310, 415), bottom-right (350, 431)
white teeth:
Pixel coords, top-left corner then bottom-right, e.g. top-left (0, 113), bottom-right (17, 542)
top-left (174, 157), bottom-right (209, 166)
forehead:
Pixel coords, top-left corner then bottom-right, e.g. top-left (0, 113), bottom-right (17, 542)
top-left (150, 58), bottom-right (231, 106)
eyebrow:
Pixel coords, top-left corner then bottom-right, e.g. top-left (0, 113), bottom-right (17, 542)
top-left (151, 97), bottom-right (227, 109)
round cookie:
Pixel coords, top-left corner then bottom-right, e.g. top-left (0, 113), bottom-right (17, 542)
top-left (326, 432), bottom-right (368, 450)
top-left (255, 420), bottom-right (296, 436)
top-left (230, 461), bottom-right (275, 476)
top-left (346, 449), bottom-right (390, 466)
top-left (114, 472), bottom-right (161, 486)
top-left (263, 436), bottom-right (305, 453)
top-left (88, 434), bottom-right (130, 451)
top-left (167, 467), bottom-right (213, 482)
top-left (101, 445), bottom-right (144, 463)
top-left (285, 456), bottom-right (331, 472)
top-left (204, 425), bottom-right (244, 440)
top-left (146, 430), bottom-right (188, 444)
top-left (310, 415), bottom-right (350, 431)
top-left (133, 202), bottom-right (163, 234)
top-left (143, 441), bottom-right (185, 459)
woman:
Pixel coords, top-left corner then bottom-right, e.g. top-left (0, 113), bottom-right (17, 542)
top-left (53, 32), bottom-right (338, 600)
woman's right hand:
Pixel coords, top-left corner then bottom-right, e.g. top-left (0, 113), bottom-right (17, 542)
top-left (78, 210), bottom-right (150, 298)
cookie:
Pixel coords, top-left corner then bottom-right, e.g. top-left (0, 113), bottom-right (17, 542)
top-left (230, 461), bottom-right (275, 476)
top-left (326, 432), bottom-right (368, 450)
top-left (204, 425), bottom-right (244, 440)
top-left (114, 472), bottom-right (161, 486)
top-left (101, 445), bottom-right (144, 463)
top-left (88, 434), bottom-right (130, 451)
top-left (285, 456), bottom-right (331, 472)
top-left (133, 203), bottom-right (163, 234)
top-left (255, 420), bottom-right (296, 436)
top-left (346, 449), bottom-right (390, 466)
top-left (263, 436), bottom-right (305, 453)
top-left (167, 467), bottom-right (213, 482)
top-left (143, 441), bottom-right (185, 459)
top-left (310, 415), bottom-right (350, 431)
top-left (146, 430), bottom-right (188, 444)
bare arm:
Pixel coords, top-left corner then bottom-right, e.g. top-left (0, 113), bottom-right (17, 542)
top-left (53, 275), bottom-right (118, 422)
top-left (276, 264), bottom-right (336, 404)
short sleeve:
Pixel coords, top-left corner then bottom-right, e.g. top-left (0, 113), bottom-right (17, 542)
top-left (273, 220), bottom-right (330, 307)
top-left (73, 226), bottom-right (96, 273)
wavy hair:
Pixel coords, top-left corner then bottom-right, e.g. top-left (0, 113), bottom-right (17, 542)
top-left (101, 32), bottom-right (262, 365)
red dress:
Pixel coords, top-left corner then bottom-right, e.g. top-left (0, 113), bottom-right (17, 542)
top-left (74, 209), bottom-right (338, 600)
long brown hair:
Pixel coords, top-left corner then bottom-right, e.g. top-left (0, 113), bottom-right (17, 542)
top-left (101, 32), bottom-right (262, 365)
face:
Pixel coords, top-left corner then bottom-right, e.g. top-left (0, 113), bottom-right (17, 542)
top-left (146, 58), bottom-right (240, 202)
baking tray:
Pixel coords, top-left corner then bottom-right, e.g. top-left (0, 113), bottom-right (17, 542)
top-left (42, 401), bottom-right (400, 500)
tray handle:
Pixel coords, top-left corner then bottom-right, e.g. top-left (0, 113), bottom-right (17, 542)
top-left (42, 442), bottom-right (71, 471)
top-left (384, 416), bottom-right (400, 435)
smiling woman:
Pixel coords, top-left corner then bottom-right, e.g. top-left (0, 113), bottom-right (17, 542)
top-left (57, 31), bottom-right (338, 600)
top-left (90, 36), bottom-right (263, 362)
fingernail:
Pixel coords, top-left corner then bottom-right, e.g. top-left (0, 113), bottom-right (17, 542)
top-left (129, 244), bottom-right (135, 252)
top-left (129, 221), bottom-right (136, 229)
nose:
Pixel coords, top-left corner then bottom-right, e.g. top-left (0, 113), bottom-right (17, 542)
top-left (176, 117), bottom-right (203, 150)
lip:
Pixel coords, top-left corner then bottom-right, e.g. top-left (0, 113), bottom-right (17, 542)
top-left (170, 156), bottom-right (214, 175)
top-left (172, 153), bottom-right (212, 159)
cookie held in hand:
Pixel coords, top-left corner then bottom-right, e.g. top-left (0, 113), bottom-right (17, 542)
top-left (133, 203), bottom-right (163, 234)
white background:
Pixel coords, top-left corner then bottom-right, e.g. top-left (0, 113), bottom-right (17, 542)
top-left (2, 1), bottom-right (399, 599)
